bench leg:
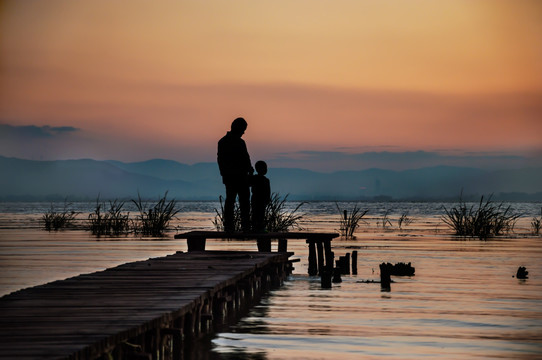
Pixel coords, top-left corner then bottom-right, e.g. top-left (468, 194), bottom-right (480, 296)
top-left (278, 238), bottom-right (288, 252)
top-left (187, 237), bottom-right (206, 251)
top-left (257, 238), bottom-right (271, 252)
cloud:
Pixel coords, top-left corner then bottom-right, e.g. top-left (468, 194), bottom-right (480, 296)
top-left (0, 124), bottom-right (83, 161)
top-left (0, 124), bottom-right (80, 139)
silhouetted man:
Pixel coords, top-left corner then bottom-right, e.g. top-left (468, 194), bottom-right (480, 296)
top-left (217, 117), bottom-right (253, 232)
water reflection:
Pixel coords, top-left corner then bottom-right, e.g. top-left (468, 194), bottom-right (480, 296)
top-left (1, 202), bottom-right (541, 358)
top-left (210, 236), bottom-right (542, 359)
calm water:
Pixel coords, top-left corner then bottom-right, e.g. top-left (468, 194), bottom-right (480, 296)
top-left (1, 201), bottom-right (541, 359)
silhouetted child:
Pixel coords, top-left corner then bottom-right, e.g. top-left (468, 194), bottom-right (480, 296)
top-left (251, 160), bottom-right (271, 232)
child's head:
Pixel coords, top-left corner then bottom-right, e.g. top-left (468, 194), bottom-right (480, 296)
top-left (255, 160), bottom-right (267, 175)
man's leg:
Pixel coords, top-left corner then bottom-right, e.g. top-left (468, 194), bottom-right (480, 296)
top-left (224, 183), bottom-right (237, 232)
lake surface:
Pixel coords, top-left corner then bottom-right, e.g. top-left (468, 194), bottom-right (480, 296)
top-left (1, 201), bottom-right (541, 359)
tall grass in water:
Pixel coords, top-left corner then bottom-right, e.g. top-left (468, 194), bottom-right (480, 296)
top-left (442, 194), bottom-right (521, 239)
top-left (132, 192), bottom-right (179, 236)
top-left (212, 195), bottom-right (242, 232)
top-left (42, 201), bottom-right (79, 231)
top-left (265, 193), bottom-right (304, 232)
top-left (377, 208), bottom-right (393, 229)
top-left (532, 208), bottom-right (542, 236)
top-left (213, 193), bottom-right (304, 232)
top-left (88, 198), bottom-right (131, 236)
top-left (398, 211), bottom-right (415, 230)
top-left (336, 203), bottom-right (369, 239)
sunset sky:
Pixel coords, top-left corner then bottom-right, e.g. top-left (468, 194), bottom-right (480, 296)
top-left (1, 0), bottom-right (541, 171)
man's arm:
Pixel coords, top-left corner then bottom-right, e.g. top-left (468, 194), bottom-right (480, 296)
top-left (241, 139), bottom-right (254, 175)
top-left (217, 140), bottom-right (225, 176)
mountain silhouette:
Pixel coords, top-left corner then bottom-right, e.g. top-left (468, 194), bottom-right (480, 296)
top-left (1, 156), bottom-right (541, 201)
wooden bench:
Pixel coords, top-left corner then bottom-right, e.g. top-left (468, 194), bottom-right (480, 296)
top-left (174, 231), bottom-right (339, 276)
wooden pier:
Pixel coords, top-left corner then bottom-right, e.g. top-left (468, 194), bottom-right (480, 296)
top-left (0, 251), bottom-right (294, 360)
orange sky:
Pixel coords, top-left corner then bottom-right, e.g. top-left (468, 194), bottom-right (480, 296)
top-left (1, 0), bottom-right (541, 169)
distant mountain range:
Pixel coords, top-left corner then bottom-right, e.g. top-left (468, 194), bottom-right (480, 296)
top-left (1, 156), bottom-right (541, 201)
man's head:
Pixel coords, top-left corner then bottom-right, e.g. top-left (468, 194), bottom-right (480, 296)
top-left (231, 117), bottom-right (247, 137)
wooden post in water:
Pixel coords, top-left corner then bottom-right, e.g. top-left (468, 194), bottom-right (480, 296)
top-left (320, 268), bottom-right (332, 288)
top-left (352, 251), bottom-right (358, 275)
top-left (333, 262), bottom-right (342, 283)
top-left (307, 240), bottom-right (318, 276)
top-left (324, 239), bottom-right (333, 273)
top-left (338, 255), bottom-right (349, 275)
top-left (380, 262), bottom-right (391, 290)
top-left (336, 256), bottom-right (343, 274)
top-left (316, 241), bottom-right (325, 275)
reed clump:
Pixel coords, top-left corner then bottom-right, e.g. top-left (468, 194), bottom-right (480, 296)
top-left (42, 201), bottom-right (80, 231)
top-left (132, 192), bottom-right (179, 236)
top-left (441, 194), bottom-right (521, 239)
top-left (398, 211), bottom-right (415, 230)
top-left (265, 193), bottom-right (304, 232)
top-left (336, 203), bottom-right (369, 239)
top-left (531, 208), bottom-right (542, 236)
top-left (377, 208), bottom-right (393, 229)
top-left (212, 195), bottom-right (242, 232)
top-left (88, 198), bottom-right (131, 236)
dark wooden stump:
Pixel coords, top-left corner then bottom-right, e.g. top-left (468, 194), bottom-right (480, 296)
top-left (338, 255), bottom-right (350, 275)
top-left (516, 266), bottom-right (528, 279)
top-left (320, 268), bottom-right (332, 288)
top-left (380, 262), bottom-right (391, 290)
top-left (351, 251), bottom-right (358, 275)
top-left (324, 239), bottom-right (333, 272)
top-left (308, 240), bottom-right (318, 276)
top-left (316, 241), bottom-right (325, 275)
top-left (332, 266), bottom-right (342, 283)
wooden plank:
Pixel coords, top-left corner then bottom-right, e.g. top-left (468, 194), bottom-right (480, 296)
top-left (0, 250), bottom-right (292, 360)
top-left (174, 230), bottom-right (338, 240)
